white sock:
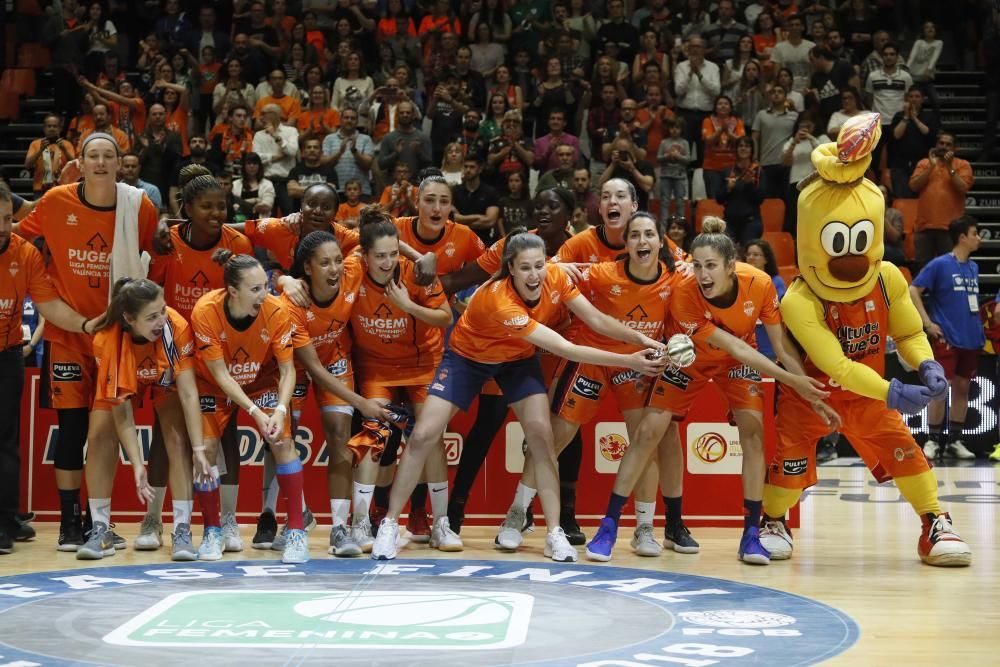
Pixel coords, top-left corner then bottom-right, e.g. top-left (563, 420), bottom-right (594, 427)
top-left (221, 484), bottom-right (239, 518)
top-left (353, 482), bottom-right (375, 518)
top-left (148, 487), bottom-right (167, 520)
top-left (514, 483), bottom-right (537, 511)
top-left (429, 481), bottom-right (449, 518)
top-left (172, 499), bottom-right (193, 527)
top-left (264, 476), bottom-right (280, 514)
top-left (635, 501), bottom-right (656, 527)
top-left (330, 499), bottom-right (350, 527)
top-left (89, 498), bottom-right (111, 527)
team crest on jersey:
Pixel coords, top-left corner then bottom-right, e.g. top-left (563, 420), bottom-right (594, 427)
top-left (8, 261), bottom-right (18, 277)
top-left (865, 300), bottom-right (875, 312)
top-left (659, 287), bottom-right (671, 300)
top-left (181, 341), bottom-right (194, 356)
top-left (589, 254), bottom-right (599, 263)
top-left (359, 285), bottom-right (367, 297)
top-left (260, 328), bottom-right (270, 343)
top-left (550, 291), bottom-right (561, 304)
top-left (196, 332), bottom-right (212, 344)
top-left (66, 213), bottom-right (78, 225)
top-left (743, 300), bottom-right (755, 317)
top-left (445, 242), bottom-right (456, 257)
top-left (306, 311), bottom-right (316, 321)
top-left (610, 284), bottom-right (622, 296)
top-left (345, 292), bottom-right (355, 303)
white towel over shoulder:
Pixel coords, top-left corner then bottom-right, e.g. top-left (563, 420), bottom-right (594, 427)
top-left (110, 182), bottom-right (150, 296)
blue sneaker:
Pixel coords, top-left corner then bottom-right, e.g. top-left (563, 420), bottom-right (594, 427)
top-left (282, 528), bottom-right (309, 564)
top-left (738, 526), bottom-right (771, 565)
top-left (585, 517), bottom-right (618, 562)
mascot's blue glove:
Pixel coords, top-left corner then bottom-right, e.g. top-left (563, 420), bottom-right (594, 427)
top-left (887, 378), bottom-right (934, 414)
top-left (918, 360), bottom-right (949, 400)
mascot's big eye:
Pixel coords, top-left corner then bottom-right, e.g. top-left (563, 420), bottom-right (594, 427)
top-left (820, 222), bottom-right (851, 257)
top-left (850, 220), bottom-right (875, 255)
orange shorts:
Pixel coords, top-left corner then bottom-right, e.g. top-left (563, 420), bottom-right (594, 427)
top-left (646, 361), bottom-right (764, 416)
top-left (91, 384), bottom-right (175, 412)
top-left (199, 385), bottom-right (293, 441)
top-left (359, 365), bottom-right (436, 405)
top-left (767, 389), bottom-right (930, 490)
top-left (42, 341), bottom-right (100, 410)
top-left (550, 360), bottom-right (651, 424)
top-left (292, 356), bottom-right (355, 415)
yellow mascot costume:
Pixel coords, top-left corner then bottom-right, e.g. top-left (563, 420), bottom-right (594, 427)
top-left (759, 113), bottom-right (971, 567)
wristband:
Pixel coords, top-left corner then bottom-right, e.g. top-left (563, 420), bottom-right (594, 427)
top-left (247, 404), bottom-right (260, 417)
top-left (81, 318), bottom-right (89, 333)
top-left (275, 405), bottom-right (288, 415)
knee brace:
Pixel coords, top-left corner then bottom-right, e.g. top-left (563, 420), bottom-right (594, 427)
top-left (558, 431), bottom-right (584, 483)
top-left (54, 408), bottom-right (88, 471)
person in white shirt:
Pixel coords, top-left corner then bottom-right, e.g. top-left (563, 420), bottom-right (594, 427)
top-left (865, 42), bottom-right (912, 171)
top-left (674, 36), bottom-right (721, 162)
top-left (770, 14), bottom-right (815, 93)
top-left (780, 116), bottom-right (827, 234)
top-left (907, 21), bottom-right (943, 109)
top-left (252, 104), bottom-right (300, 215)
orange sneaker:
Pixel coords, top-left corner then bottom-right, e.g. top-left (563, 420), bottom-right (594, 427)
top-left (919, 512), bottom-right (971, 567)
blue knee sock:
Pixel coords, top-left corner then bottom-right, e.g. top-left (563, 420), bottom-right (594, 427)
top-left (605, 493), bottom-right (628, 523)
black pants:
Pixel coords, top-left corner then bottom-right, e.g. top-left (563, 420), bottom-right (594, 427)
top-left (0, 346), bottom-right (25, 521)
top-left (270, 177), bottom-right (292, 218)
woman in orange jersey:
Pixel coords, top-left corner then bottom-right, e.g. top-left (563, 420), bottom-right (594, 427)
top-left (349, 206), bottom-right (457, 551)
top-left (282, 230), bottom-right (392, 557)
top-left (371, 232), bottom-right (669, 562)
top-left (189, 250), bottom-right (309, 565)
top-left (78, 278), bottom-right (209, 562)
top-left (136, 167), bottom-right (253, 554)
top-left (497, 211), bottom-right (682, 559)
top-left (593, 217), bottom-right (835, 566)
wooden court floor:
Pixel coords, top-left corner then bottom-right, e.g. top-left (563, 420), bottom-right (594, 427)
top-left (1, 462), bottom-right (998, 665)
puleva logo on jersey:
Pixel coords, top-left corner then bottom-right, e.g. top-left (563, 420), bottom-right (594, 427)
top-left (571, 375), bottom-right (603, 399)
top-left (51, 362), bottom-right (83, 382)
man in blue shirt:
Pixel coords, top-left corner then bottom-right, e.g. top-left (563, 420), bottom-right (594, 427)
top-left (910, 216), bottom-right (984, 460)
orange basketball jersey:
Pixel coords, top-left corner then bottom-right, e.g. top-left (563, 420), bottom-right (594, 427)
top-left (0, 234), bottom-right (59, 351)
top-left (394, 216), bottom-right (486, 275)
top-left (553, 225), bottom-right (686, 265)
top-left (245, 217), bottom-right (360, 270)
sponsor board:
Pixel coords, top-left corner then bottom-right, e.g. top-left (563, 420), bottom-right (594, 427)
top-left (687, 423), bottom-right (743, 475)
top-left (594, 421), bottom-right (629, 474)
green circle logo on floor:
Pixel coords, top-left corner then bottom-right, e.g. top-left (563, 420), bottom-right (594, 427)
top-left (0, 559), bottom-right (858, 665)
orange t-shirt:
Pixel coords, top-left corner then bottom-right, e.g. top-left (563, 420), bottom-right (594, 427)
top-left (912, 158), bottom-right (976, 231)
top-left (244, 217), bottom-right (360, 270)
top-left (190, 289), bottom-right (294, 391)
top-left (198, 62), bottom-right (223, 96)
top-left (701, 115), bottom-right (746, 172)
top-left (668, 262), bottom-right (780, 366)
top-left (394, 216), bottom-right (486, 276)
top-left (147, 223), bottom-right (254, 321)
top-left (449, 267), bottom-right (580, 363)
top-left (283, 258), bottom-right (364, 374)
top-left (636, 106), bottom-right (674, 158)
top-left (26, 138), bottom-right (76, 192)
top-left (335, 202), bottom-right (365, 227)
top-left (93, 307), bottom-right (195, 403)
top-left (76, 126), bottom-right (132, 154)
top-left (254, 95), bottom-right (302, 124)
top-left (68, 114), bottom-right (95, 142)
top-left (553, 226), bottom-right (686, 265)
top-left (18, 183), bottom-right (160, 353)
top-left (349, 255), bottom-right (448, 381)
top-left (0, 234), bottom-right (60, 350)
top-left (378, 184), bottom-right (418, 217)
top-left (297, 108), bottom-right (341, 136)
top-left (110, 97), bottom-right (146, 139)
top-left (569, 259), bottom-right (680, 353)
top-left (165, 106), bottom-right (191, 156)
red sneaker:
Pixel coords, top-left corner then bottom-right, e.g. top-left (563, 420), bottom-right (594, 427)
top-left (919, 512), bottom-right (971, 567)
top-left (407, 507), bottom-right (431, 543)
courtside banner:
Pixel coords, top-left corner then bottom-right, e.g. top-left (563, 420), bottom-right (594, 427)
top-left (20, 369), bottom-right (793, 527)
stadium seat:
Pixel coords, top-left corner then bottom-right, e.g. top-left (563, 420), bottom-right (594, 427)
top-left (0, 95), bottom-right (20, 121)
top-left (892, 198), bottom-right (918, 260)
top-left (764, 231), bottom-right (796, 267)
top-left (778, 265), bottom-right (799, 289)
top-left (695, 198), bottom-right (724, 233)
top-left (761, 198), bottom-right (786, 232)
top-left (16, 43), bottom-right (50, 68)
top-left (898, 265), bottom-right (913, 284)
top-left (1, 68), bottom-right (36, 97)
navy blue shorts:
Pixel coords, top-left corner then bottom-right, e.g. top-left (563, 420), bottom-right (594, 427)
top-left (428, 349), bottom-right (547, 411)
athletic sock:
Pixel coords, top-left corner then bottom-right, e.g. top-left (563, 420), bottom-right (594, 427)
top-left (220, 484), bottom-right (239, 518)
top-left (663, 496), bottom-right (682, 527)
top-left (277, 460), bottom-right (305, 530)
top-left (896, 470), bottom-right (942, 516)
top-left (635, 501), bottom-right (656, 527)
top-left (330, 499), bottom-right (350, 527)
top-left (605, 493), bottom-right (628, 523)
top-left (949, 421), bottom-right (965, 443)
top-left (147, 487), bottom-right (166, 521)
top-left (513, 482), bottom-right (537, 511)
top-left (410, 483), bottom-right (428, 513)
top-left (353, 482), bottom-right (375, 518)
top-left (743, 499), bottom-right (762, 532)
top-left (172, 500), bottom-right (193, 527)
top-left (59, 489), bottom-right (81, 525)
top-left (88, 498), bottom-right (111, 527)
top-left (263, 477), bottom-right (279, 514)
top-left (428, 481), bottom-right (449, 518)
top-left (928, 422), bottom-right (944, 442)
top-left (373, 484), bottom-right (391, 509)
top-left (195, 481), bottom-right (221, 529)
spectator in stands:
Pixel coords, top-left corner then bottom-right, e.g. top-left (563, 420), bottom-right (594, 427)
top-left (209, 104), bottom-right (254, 177)
top-left (457, 110), bottom-right (490, 163)
top-left (489, 65), bottom-right (524, 115)
top-left (826, 85), bottom-right (866, 139)
top-left (840, 0), bottom-right (877, 63)
top-left (138, 103), bottom-right (183, 202)
top-left (452, 157), bottom-right (502, 245)
top-left (774, 67), bottom-right (806, 113)
top-left (288, 136), bottom-right (338, 212)
top-left (363, 79), bottom-right (408, 146)
top-left (865, 42), bottom-right (912, 126)
top-left (234, 1), bottom-right (282, 65)
top-left (120, 152), bottom-right (163, 211)
top-left (859, 30), bottom-right (891, 86)
top-left (155, 0), bottom-right (192, 50)
top-left (721, 35), bottom-right (757, 99)
top-left (806, 46), bottom-right (859, 133)
top-left (573, 167), bottom-right (602, 228)
top-left (230, 32), bottom-right (270, 90)
top-left (639, 84), bottom-right (674, 158)
top-left (781, 115), bottom-right (827, 235)
top-left (702, 95), bottom-right (746, 199)
top-left (213, 59), bottom-right (257, 126)
top-left (233, 152), bottom-right (275, 217)
top-left (667, 214), bottom-right (693, 254)
top-left (170, 135), bottom-right (220, 206)
top-left (532, 58), bottom-right (578, 135)
top-left (826, 27), bottom-right (855, 65)
top-left (674, 35), bottom-right (721, 158)
top-left (379, 100), bottom-right (434, 179)
top-left (454, 45), bottom-right (488, 112)
top-left (909, 132), bottom-right (975, 267)
top-left (486, 109), bottom-right (534, 188)
top-left (469, 0), bottom-right (512, 47)
top-left (600, 136), bottom-right (655, 210)
top-left (677, 0), bottom-right (711, 39)
top-left (336, 180), bottom-right (366, 227)
top-left (881, 186), bottom-right (908, 268)
top-left (703, 0), bottom-right (751, 64)
top-left (45, 0), bottom-right (89, 119)
top-left (253, 70), bottom-right (302, 126)
top-left (910, 216), bottom-right (984, 461)
top-left (379, 162), bottom-right (419, 217)
top-left (322, 108), bottom-right (376, 200)
top-left (427, 73), bottom-right (469, 164)
top-left (656, 117), bottom-right (691, 224)
top-left (588, 83), bottom-right (624, 170)
top-left (605, 99), bottom-right (648, 162)
top-left (498, 171), bottom-right (533, 231)
top-left (732, 60), bottom-right (767, 122)
top-left (185, 6), bottom-right (230, 62)
top-left (534, 109), bottom-right (581, 172)
top-left (481, 94), bottom-right (510, 144)
top-left (907, 21), bottom-right (943, 110)
top-left (419, 0), bottom-right (463, 61)
top-left (83, 1), bottom-right (118, 80)
top-left (751, 11), bottom-right (780, 65)
top-left (753, 83), bottom-right (798, 199)
top-left (771, 14), bottom-right (815, 93)
top-left (252, 103), bottom-right (300, 215)
top-left (298, 85), bottom-right (341, 139)
top-left (717, 136), bottom-right (763, 243)
top-left (597, 0), bottom-right (640, 64)
top-left (77, 103), bottom-right (132, 157)
top-left (440, 143), bottom-right (465, 186)
top-left (632, 29), bottom-right (671, 87)
top-left (25, 115), bottom-right (75, 197)
top-left (536, 144), bottom-right (577, 192)
top-left (742, 238), bottom-right (786, 360)
top-left (886, 86), bottom-right (938, 198)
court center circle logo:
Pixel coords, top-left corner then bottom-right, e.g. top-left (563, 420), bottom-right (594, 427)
top-left (0, 559), bottom-right (858, 666)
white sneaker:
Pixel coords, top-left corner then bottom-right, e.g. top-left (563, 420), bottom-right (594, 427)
top-left (429, 516), bottom-right (463, 552)
top-left (282, 528), bottom-right (310, 564)
top-left (759, 518), bottom-right (794, 560)
top-left (544, 527), bottom-right (578, 562)
top-left (630, 524), bottom-right (663, 557)
top-left (372, 518), bottom-right (400, 560)
top-left (947, 440), bottom-right (976, 460)
top-left (495, 504), bottom-right (527, 550)
top-left (221, 513), bottom-right (244, 552)
top-left (133, 514), bottom-right (163, 550)
top-left (198, 527), bottom-right (224, 561)
top-left (350, 515), bottom-right (375, 553)
top-left (923, 439), bottom-right (941, 459)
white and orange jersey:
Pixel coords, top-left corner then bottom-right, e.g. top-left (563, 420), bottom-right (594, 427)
top-left (245, 217), bottom-right (360, 270)
top-left (394, 216), bottom-right (486, 275)
top-left (553, 225), bottom-right (686, 265)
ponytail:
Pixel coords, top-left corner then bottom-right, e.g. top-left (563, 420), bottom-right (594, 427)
top-left (358, 204), bottom-right (399, 252)
top-left (91, 278), bottom-right (163, 332)
top-left (691, 216), bottom-right (737, 263)
top-left (212, 248), bottom-right (261, 288)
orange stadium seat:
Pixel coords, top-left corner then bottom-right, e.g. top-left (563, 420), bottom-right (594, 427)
top-left (16, 43), bottom-right (51, 68)
top-left (778, 265), bottom-right (799, 289)
top-left (764, 231), bottom-right (796, 267)
top-left (695, 199), bottom-right (724, 233)
top-left (1, 68), bottom-right (36, 97)
top-left (761, 198), bottom-right (786, 233)
top-left (0, 95), bottom-right (20, 121)
top-left (892, 198), bottom-right (918, 260)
